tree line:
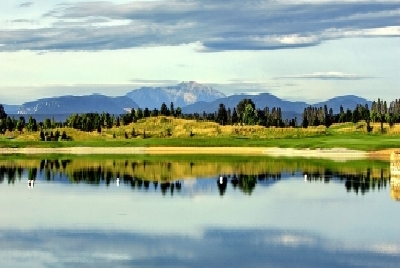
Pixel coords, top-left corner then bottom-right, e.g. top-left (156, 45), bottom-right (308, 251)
top-left (1, 160), bottom-right (388, 196)
top-left (1, 98), bottom-right (400, 136)
top-left (302, 98), bottom-right (400, 132)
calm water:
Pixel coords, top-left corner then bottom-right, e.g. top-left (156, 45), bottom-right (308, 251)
top-left (0, 156), bottom-right (399, 267)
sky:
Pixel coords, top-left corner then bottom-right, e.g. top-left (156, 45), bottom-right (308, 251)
top-left (0, 0), bottom-right (399, 105)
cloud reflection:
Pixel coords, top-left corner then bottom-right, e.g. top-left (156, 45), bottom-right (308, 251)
top-left (0, 228), bottom-right (399, 267)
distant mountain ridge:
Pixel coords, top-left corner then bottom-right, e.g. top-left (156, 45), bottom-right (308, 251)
top-left (125, 81), bottom-right (226, 109)
top-left (182, 93), bottom-right (371, 115)
top-left (313, 95), bottom-right (372, 113)
top-left (1, 83), bottom-right (372, 118)
top-left (2, 104), bottom-right (20, 114)
top-left (17, 94), bottom-right (138, 115)
top-left (182, 93), bottom-right (308, 115)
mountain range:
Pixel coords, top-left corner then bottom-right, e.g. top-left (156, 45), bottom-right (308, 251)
top-left (125, 81), bottom-right (226, 109)
top-left (2, 82), bottom-right (372, 120)
top-left (183, 93), bottom-right (371, 115)
top-left (17, 94), bottom-right (138, 115)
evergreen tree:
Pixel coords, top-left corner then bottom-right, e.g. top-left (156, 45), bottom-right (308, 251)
top-left (175, 107), bottom-right (182, 117)
top-left (302, 108), bottom-right (308, 128)
top-left (55, 130), bottom-right (60, 140)
top-left (170, 102), bottom-right (175, 117)
top-left (0, 105), bottom-right (7, 133)
top-left (130, 108), bottom-right (136, 121)
top-left (231, 108), bottom-right (238, 125)
top-left (16, 116), bottom-right (25, 133)
top-left (7, 116), bottom-right (15, 132)
top-left (0, 104), bottom-right (6, 119)
top-left (137, 108), bottom-right (143, 119)
top-left (352, 107), bottom-right (360, 123)
top-left (40, 130), bottom-right (45, 141)
top-left (143, 108), bottom-right (150, 117)
top-left (115, 116), bottom-right (120, 127)
top-left (151, 108), bottom-right (159, 117)
top-left (160, 103), bottom-right (168, 116)
top-left (339, 105), bottom-right (345, 123)
top-left (216, 103), bottom-right (228, 125)
top-left (44, 118), bottom-right (51, 129)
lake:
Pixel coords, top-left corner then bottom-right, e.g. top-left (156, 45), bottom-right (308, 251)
top-left (0, 155), bottom-right (399, 267)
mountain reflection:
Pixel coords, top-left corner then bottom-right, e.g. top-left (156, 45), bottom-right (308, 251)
top-left (0, 157), bottom-right (394, 198)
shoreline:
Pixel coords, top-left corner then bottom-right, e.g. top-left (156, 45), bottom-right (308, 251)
top-left (0, 147), bottom-right (397, 160)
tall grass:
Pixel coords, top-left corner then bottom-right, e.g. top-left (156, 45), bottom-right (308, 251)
top-left (1, 117), bottom-right (400, 150)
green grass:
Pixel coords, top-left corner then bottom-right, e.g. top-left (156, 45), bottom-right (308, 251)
top-left (1, 133), bottom-right (400, 151)
top-left (1, 120), bottom-right (400, 151)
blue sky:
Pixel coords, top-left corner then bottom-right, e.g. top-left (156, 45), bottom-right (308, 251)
top-left (0, 0), bottom-right (399, 105)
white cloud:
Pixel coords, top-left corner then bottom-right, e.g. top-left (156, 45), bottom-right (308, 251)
top-left (275, 72), bottom-right (374, 80)
top-left (0, 2), bottom-right (398, 104)
top-left (0, 0), bottom-right (399, 51)
top-left (369, 244), bottom-right (400, 255)
top-left (19, 2), bottom-right (34, 8)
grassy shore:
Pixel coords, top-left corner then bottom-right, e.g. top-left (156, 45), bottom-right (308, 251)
top-left (1, 134), bottom-right (400, 151)
top-left (1, 118), bottom-right (400, 151)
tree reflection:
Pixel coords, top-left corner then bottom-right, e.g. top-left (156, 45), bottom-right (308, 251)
top-left (305, 171), bottom-right (389, 196)
top-left (343, 175), bottom-right (370, 195)
top-left (238, 174), bottom-right (256, 195)
top-left (160, 182), bottom-right (170, 196)
top-left (0, 158), bottom-right (393, 198)
top-left (143, 180), bottom-right (150, 190)
top-left (231, 175), bottom-right (239, 189)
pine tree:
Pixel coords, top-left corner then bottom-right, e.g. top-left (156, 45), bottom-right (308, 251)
top-left (231, 108), bottom-right (238, 125)
top-left (0, 104), bottom-right (7, 119)
top-left (216, 103), bottom-right (228, 125)
top-left (160, 103), bottom-right (168, 116)
top-left (170, 102), bottom-right (175, 117)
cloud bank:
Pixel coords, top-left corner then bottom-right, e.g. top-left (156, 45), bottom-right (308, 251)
top-left (0, 0), bottom-right (399, 51)
top-left (275, 71), bottom-right (375, 80)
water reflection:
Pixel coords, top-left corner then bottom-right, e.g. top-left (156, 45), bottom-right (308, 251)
top-left (0, 156), bottom-right (399, 267)
top-left (391, 178), bottom-right (400, 201)
top-left (0, 157), bottom-right (393, 199)
top-left (1, 228), bottom-right (399, 267)
top-left (304, 170), bottom-right (389, 195)
top-left (390, 152), bottom-right (400, 201)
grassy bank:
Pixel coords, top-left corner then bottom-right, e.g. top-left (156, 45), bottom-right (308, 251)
top-left (1, 134), bottom-right (400, 151)
top-left (1, 118), bottom-right (400, 151)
